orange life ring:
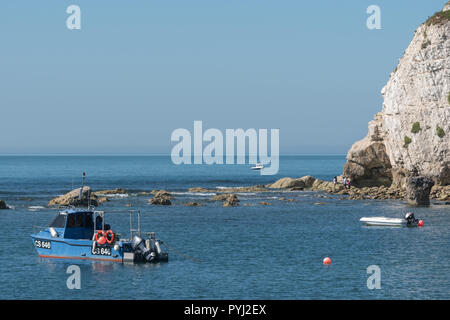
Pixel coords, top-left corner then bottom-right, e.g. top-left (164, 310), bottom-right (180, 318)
top-left (95, 230), bottom-right (107, 245)
top-left (106, 230), bottom-right (115, 244)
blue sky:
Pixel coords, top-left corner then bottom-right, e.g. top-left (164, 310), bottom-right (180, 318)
top-left (0, 0), bottom-right (446, 154)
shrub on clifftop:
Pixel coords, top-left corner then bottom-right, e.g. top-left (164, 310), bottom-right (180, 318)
top-left (403, 136), bottom-right (412, 148)
top-left (411, 122), bottom-right (421, 134)
top-left (436, 126), bottom-right (445, 138)
top-left (425, 9), bottom-right (450, 26)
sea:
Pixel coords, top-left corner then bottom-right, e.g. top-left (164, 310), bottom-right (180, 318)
top-left (0, 155), bottom-right (449, 299)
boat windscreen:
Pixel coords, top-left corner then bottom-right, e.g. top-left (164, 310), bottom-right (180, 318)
top-left (49, 213), bottom-right (66, 228)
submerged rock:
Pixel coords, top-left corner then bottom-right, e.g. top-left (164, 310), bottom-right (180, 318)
top-left (187, 185), bottom-right (268, 194)
top-left (188, 187), bottom-right (211, 193)
top-left (222, 194), bottom-right (239, 207)
top-left (405, 176), bottom-right (435, 206)
top-left (94, 188), bottom-right (127, 195)
top-left (48, 187), bottom-right (98, 207)
top-left (137, 191), bottom-right (154, 196)
top-left (185, 202), bottom-right (202, 207)
top-left (0, 200), bottom-right (9, 210)
top-left (97, 197), bottom-right (109, 204)
top-left (149, 190), bottom-right (172, 205)
top-left (211, 194), bottom-right (229, 201)
top-left (210, 193), bottom-right (241, 206)
top-left (150, 197), bottom-right (171, 205)
top-left (215, 186), bottom-right (268, 193)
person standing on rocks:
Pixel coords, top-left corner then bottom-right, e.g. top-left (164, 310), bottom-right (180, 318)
top-left (347, 178), bottom-right (351, 189)
top-left (343, 177), bottom-right (347, 189)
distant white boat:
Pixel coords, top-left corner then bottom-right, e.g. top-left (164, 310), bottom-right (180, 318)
top-left (251, 163), bottom-right (264, 170)
top-left (360, 213), bottom-right (420, 227)
top-left (28, 206), bottom-right (46, 211)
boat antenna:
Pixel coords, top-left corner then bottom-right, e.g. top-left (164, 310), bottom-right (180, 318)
top-left (79, 172), bottom-right (86, 204)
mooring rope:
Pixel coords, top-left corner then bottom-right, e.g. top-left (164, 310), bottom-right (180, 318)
top-left (160, 241), bottom-right (203, 263)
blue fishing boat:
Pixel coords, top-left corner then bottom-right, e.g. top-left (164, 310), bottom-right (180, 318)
top-left (31, 208), bottom-right (168, 263)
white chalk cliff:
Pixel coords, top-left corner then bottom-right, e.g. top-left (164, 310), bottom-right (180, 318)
top-left (344, 2), bottom-right (450, 187)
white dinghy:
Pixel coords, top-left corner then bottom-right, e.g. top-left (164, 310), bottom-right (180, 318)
top-left (360, 217), bottom-right (406, 227)
top-left (360, 213), bottom-right (422, 227)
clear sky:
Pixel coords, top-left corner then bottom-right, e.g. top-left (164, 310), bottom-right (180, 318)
top-left (0, 0), bottom-right (446, 154)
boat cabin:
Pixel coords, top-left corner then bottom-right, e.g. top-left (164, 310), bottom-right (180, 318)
top-left (47, 209), bottom-right (109, 240)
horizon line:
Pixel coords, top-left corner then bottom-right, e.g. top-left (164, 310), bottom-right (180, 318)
top-left (0, 153), bottom-right (347, 156)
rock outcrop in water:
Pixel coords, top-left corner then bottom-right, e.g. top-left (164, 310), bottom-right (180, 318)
top-left (149, 190), bottom-right (172, 205)
top-left (222, 194), bottom-right (239, 207)
top-left (48, 187), bottom-right (98, 207)
top-left (94, 188), bottom-right (127, 196)
top-left (343, 3), bottom-right (450, 188)
top-left (405, 176), bottom-right (435, 205)
top-left (0, 200), bottom-right (9, 210)
top-left (181, 171), bottom-right (450, 203)
top-left (210, 193), bottom-right (240, 206)
top-left (185, 201), bottom-right (202, 207)
top-left (267, 176), bottom-right (316, 189)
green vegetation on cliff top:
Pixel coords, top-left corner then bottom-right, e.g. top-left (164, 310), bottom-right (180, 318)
top-left (436, 126), bottom-right (445, 138)
top-left (403, 135), bottom-right (412, 148)
top-left (425, 9), bottom-right (450, 26)
top-left (411, 122), bottom-right (421, 134)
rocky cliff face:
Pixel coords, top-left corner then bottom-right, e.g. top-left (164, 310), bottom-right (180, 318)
top-left (344, 3), bottom-right (450, 187)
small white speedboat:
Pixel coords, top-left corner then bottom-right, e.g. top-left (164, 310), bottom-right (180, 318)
top-left (251, 163), bottom-right (264, 170)
top-left (360, 217), bottom-right (406, 227)
top-left (360, 212), bottom-right (421, 227)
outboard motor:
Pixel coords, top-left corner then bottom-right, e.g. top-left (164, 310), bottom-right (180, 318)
top-left (404, 212), bottom-right (418, 226)
top-left (131, 235), bottom-right (155, 262)
top-left (148, 232), bottom-right (162, 255)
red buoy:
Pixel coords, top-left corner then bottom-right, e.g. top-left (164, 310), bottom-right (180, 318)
top-left (323, 257), bottom-right (331, 265)
top-left (418, 220), bottom-right (424, 227)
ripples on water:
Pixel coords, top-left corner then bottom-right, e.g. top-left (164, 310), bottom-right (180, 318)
top-left (0, 156), bottom-right (449, 299)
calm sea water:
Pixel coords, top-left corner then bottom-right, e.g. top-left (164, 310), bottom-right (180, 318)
top-left (0, 155), bottom-right (449, 299)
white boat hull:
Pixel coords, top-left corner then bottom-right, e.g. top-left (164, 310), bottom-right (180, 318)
top-left (360, 217), bottom-right (407, 227)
